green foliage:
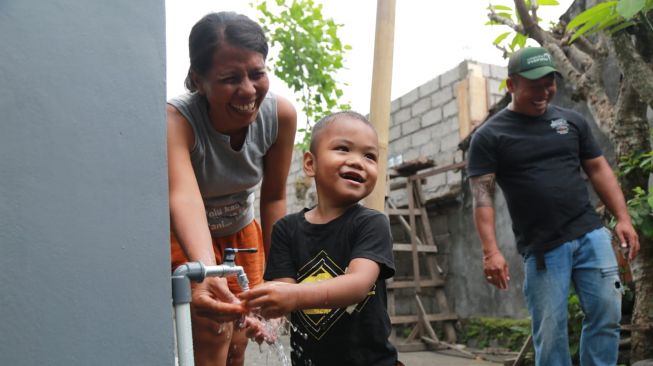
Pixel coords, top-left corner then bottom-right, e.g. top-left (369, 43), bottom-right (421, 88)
top-left (567, 291), bottom-right (583, 360)
top-left (615, 149), bottom-right (653, 238)
top-left (458, 293), bottom-right (583, 361)
top-left (458, 317), bottom-right (531, 350)
top-left (566, 0), bottom-right (653, 42)
top-left (252, 0), bottom-right (351, 151)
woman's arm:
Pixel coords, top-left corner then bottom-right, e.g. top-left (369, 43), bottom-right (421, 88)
top-left (259, 96), bottom-right (297, 257)
top-left (167, 104), bottom-right (216, 265)
top-left (167, 104), bottom-right (244, 319)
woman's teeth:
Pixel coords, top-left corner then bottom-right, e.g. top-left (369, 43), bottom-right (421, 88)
top-left (233, 101), bottom-right (256, 112)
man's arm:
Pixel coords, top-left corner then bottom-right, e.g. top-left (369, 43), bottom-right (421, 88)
top-left (582, 156), bottom-right (640, 260)
top-left (471, 173), bottom-right (510, 289)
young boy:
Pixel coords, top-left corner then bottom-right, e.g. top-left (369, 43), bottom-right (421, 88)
top-left (238, 111), bottom-right (399, 366)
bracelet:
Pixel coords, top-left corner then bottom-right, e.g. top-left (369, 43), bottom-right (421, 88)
top-left (483, 251), bottom-right (500, 261)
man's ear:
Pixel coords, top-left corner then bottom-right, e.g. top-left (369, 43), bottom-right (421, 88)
top-left (506, 77), bottom-right (515, 93)
top-left (303, 151), bottom-right (316, 177)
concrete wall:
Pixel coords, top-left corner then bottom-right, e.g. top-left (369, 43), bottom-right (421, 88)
top-left (0, 1), bottom-right (173, 365)
top-left (278, 61), bottom-right (529, 319)
top-left (271, 58), bottom-right (629, 321)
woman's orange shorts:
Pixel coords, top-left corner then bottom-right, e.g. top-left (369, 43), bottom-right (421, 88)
top-left (170, 220), bottom-right (265, 294)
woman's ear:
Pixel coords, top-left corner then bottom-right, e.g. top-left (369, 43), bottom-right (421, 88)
top-left (191, 71), bottom-right (205, 95)
top-left (303, 151), bottom-right (316, 177)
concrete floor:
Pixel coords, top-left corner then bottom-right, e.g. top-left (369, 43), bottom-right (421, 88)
top-left (244, 335), bottom-right (500, 366)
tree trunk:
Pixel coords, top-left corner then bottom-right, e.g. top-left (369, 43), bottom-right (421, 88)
top-left (630, 236), bottom-right (653, 361)
top-left (612, 30), bottom-right (653, 363)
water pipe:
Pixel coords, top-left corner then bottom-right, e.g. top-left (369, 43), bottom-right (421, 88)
top-left (171, 248), bottom-right (257, 366)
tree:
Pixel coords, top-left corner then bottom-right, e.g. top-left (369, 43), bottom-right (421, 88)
top-left (487, 0), bottom-right (653, 361)
top-left (252, 0), bottom-right (351, 151)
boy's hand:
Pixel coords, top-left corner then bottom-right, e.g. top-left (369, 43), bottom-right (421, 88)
top-left (238, 281), bottom-right (299, 319)
top-left (192, 277), bottom-right (246, 323)
top-left (239, 315), bottom-right (279, 344)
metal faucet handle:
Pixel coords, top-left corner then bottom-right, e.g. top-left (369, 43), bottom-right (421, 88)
top-left (223, 247), bottom-right (258, 263)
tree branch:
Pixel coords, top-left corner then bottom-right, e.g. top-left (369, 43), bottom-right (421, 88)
top-left (488, 11), bottom-right (521, 32)
top-left (514, 0), bottom-right (545, 43)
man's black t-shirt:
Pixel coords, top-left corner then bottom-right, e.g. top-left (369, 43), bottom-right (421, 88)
top-left (264, 204), bottom-right (398, 366)
top-left (467, 105), bottom-right (603, 255)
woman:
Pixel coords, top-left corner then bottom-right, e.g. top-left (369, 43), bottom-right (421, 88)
top-left (167, 12), bottom-right (296, 366)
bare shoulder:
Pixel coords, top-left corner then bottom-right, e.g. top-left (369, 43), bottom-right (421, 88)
top-left (275, 94), bottom-right (297, 131)
top-left (166, 103), bottom-right (193, 148)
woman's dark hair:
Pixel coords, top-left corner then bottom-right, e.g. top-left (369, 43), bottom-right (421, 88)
top-left (184, 12), bottom-right (268, 92)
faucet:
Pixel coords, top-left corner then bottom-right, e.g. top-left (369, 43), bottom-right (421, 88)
top-left (207, 248), bottom-right (257, 291)
top-left (172, 247), bottom-right (258, 304)
top-left (171, 247), bottom-right (257, 366)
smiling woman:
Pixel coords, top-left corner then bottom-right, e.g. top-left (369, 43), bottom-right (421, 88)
top-left (166, 11), bottom-right (297, 366)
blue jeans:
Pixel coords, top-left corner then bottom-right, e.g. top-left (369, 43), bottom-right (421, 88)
top-left (523, 227), bottom-right (622, 366)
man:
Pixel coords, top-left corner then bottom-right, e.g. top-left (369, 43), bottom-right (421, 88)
top-left (467, 47), bottom-right (640, 365)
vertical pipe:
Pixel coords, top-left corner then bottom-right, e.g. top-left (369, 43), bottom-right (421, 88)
top-left (365, 0), bottom-right (396, 211)
top-left (175, 303), bottom-right (195, 366)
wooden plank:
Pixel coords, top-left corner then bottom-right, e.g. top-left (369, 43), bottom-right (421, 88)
top-left (407, 180), bottom-right (421, 293)
top-left (395, 342), bottom-right (428, 352)
top-left (390, 313), bottom-right (458, 324)
top-left (415, 294), bottom-right (439, 342)
top-left (386, 208), bottom-right (422, 216)
top-left (392, 243), bottom-right (438, 253)
top-left (409, 161), bottom-right (466, 181)
top-left (387, 279), bottom-right (445, 289)
top-left (386, 198), bottom-right (425, 247)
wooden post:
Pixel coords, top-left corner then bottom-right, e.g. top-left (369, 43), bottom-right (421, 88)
top-left (364, 0), bottom-right (396, 211)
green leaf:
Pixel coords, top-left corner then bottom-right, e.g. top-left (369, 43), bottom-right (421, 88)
top-left (569, 5), bottom-right (618, 42)
top-left (493, 32), bottom-right (512, 45)
top-left (616, 0), bottom-right (646, 20)
top-left (538, 0), bottom-right (560, 5)
top-left (499, 79), bottom-right (507, 91)
top-left (489, 4), bottom-right (513, 11)
top-left (567, 1), bottom-right (618, 31)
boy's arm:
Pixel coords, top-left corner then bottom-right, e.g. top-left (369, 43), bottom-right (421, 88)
top-left (239, 258), bottom-right (380, 319)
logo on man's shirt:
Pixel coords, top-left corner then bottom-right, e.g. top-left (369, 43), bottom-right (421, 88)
top-left (550, 118), bottom-right (569, 135)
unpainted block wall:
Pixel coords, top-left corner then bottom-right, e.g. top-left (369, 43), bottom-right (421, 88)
top-left (267, 60), bottom-right (529, 319)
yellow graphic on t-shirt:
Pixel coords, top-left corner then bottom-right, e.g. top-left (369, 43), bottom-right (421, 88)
top-left (295, 250), bottom-right (375, 340)
top-left (301, 266), bottom-right (334, 315)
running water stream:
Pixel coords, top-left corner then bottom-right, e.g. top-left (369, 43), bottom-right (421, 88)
top-left (244, 316), bottom-right (291, 366)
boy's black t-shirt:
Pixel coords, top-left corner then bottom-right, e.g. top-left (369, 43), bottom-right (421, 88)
top-left (264, 204), bottom-right (398, 366)
top-left (467, 105), bottom-right (603, 255)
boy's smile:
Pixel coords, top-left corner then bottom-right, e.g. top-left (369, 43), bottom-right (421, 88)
top-left (305, 117), bottom-right (379, 208)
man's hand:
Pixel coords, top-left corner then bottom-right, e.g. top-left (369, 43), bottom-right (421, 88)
top-left (483, 251), bottom-right (510, 290)
top-left (615, 220), bottom-right (640, 261)
top-left (191, 277), bottom-right (246, 323)
top-left (238, 281), bottom-right (299, 319)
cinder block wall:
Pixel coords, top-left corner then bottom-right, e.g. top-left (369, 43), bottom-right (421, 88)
top-left (258, 60), bottom-right (528, 319)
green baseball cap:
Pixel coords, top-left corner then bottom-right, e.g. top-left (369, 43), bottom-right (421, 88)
top-left (508, 47), bottom-right (558, 80)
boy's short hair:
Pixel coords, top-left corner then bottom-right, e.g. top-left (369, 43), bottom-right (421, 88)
top-left (309, 111), bottom-right (375, 154)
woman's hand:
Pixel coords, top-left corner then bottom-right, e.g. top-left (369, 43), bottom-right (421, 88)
top-left (191, 277), bottom-right (246, 323)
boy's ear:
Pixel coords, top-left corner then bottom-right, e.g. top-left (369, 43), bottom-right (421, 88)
top-left (303, 151), bottom-right (316, 177)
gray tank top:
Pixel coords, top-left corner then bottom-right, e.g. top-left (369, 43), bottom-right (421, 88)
top-left (168, 92), bottom-right (278, 236)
